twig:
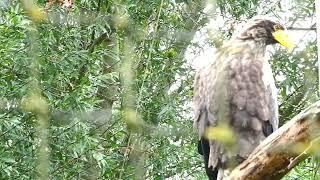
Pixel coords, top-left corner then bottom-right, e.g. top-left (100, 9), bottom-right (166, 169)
top-left (287, 27), bottom-right (316, 31)
top-left (287, 136), bottom-right (320, 169)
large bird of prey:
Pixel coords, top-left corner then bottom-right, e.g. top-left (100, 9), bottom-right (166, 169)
top-left (193, 18), bottom-right (293, 180)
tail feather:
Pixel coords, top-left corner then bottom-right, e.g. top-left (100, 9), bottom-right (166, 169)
top-left (199, 138), bottom-right (218, 180)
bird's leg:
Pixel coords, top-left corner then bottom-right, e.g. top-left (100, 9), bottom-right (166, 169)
top-left (217, 168), bottom-right (231, 180)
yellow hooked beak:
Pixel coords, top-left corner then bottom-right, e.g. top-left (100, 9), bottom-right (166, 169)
top-left (272, 30), bottom-right (295, 51)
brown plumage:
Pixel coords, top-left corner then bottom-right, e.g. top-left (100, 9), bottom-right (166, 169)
top-left (193, 18), bottom-right (283, 180)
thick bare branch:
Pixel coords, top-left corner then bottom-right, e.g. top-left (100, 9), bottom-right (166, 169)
top-left (228, 101), bottom-right (320, 180)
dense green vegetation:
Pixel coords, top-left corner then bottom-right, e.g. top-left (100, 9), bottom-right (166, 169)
top-left (0, 0), bottom-right (318, 179)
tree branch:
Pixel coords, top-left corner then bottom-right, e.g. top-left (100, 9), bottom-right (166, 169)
top-left (287, 23), bottom-right (316, 31)
top-left (87, 32), bottom-right (111, 53)
top-left (228, 101), bottom-right (320, 180)
top-left (287, 27), bottom-right (316, 31)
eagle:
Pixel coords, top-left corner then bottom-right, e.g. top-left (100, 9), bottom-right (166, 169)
top-left (193, 18), bottom-right (293, 180)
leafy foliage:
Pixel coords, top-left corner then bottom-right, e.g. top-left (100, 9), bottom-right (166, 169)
top-left (0, 0), bottom-right (319, 179)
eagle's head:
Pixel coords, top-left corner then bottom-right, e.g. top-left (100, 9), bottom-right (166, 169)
top-left (236, 18), bottom-right (294, 49)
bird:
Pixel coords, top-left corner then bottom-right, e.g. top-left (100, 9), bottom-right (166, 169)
top-left (193, 18), bottom-right (294, 180)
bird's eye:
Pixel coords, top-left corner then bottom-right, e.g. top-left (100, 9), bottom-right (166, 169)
top-left (273, 24), bottom-right (282, 31)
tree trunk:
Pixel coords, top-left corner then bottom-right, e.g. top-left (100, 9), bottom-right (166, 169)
top-left (228, 101), bottom-right (320, 180)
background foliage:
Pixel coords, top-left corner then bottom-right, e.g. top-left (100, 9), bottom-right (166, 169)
top-left (0, 0), bottom-right (319, 179)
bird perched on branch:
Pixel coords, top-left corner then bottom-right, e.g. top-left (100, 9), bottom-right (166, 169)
top-left (193, 18), bottom-right (294, 180)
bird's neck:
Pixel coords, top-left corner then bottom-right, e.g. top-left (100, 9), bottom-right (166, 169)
top-left (224, 39), bottom-right (267, 55)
